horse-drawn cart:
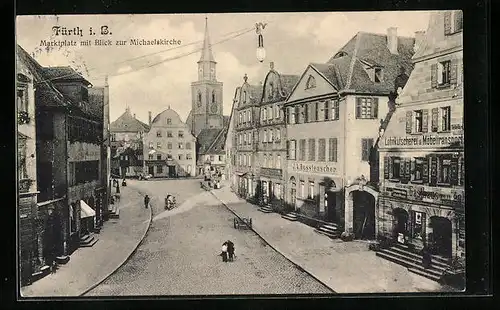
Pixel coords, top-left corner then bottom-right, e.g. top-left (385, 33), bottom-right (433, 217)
top-left (233, 217), bottom-right (252, 230)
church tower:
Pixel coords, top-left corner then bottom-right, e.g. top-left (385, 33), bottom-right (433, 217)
top-left (190, 17), bottom-right (224, 137)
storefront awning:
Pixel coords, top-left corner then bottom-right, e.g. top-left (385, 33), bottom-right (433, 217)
top-left (80, 200), bottom-right (96, 219)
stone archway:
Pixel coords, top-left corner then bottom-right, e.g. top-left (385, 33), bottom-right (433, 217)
top-left (345, 184), bottom-right (379, 238)
top-left (429, 216), bottom-right (453, 258)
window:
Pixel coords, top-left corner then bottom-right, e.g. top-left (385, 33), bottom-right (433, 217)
top-left (328, 138), bottom-right (338, 162)
top-left (276, 154), bottom-right (281, 169)
top-left (391, 157), bottom-right (402, 180)
top-left (318, 139), bottom-right (326, 161)
top-left (412, 157), bottom-right (425, 183)
top-left (308, 182), bottom-right (314, 199)
top-left (212, 91), bottom-right (216, 103)
top-left (156, 130), bottom-right (162, 137)
top-left (156, 154), bottom-right (162, 160)
top-left (167, 143), bottom-right (172, 149)
top-left (303, 104), bottom-right (309, 122)
top-left (268, 107), bottom-right (273, 120)
top-left (167, 131), bottom-right (173, 137)
top-left (300, 181), bottom-right (305, 198)
top-left (187, 165), bottom-right (192, 173)
top-left (306, 75), bottom-right (316, 89)
top-left (275, 106), bottom-right (280, 119)
top-left (157, 142), bottom-right (162, 149)
top-left (178, 143), bottom-right (183, 149)
top-left (263, 108), bottom-right (267, 120)
top-left (275, 129), bottom-right (281, 142)
top-left (17, 138), bottom-right (27, 179)
top-left (438, 155), bottom-right (452, 185)
top-left (361, 138), bottom-right (373, 161)
top-left (178, 131), bottom-right (184, 138)
top-left (355, 97), bottom-right (378, 119)
top-left (289, 107), bottom-right (296, 124)
top-left (167, 154), bottom-right (173, 160)
top-left (219, 155), bottom-right (223, 161)
top-left (445, 10), bottom-right (463, 35)
top-left (239, 113), bottom-right (243, 125)
top-left (374, 68), bottom-right (383, 83)
top-left (332, 100), bottom-right (340, 120)
top-left (197, 91), bottom-right (202, 106)
top-left (288, 140), bottom-right (297, 160)
top-left (415, 110), bottom-right (424, 133)
top-left (243, 91), bottom-right (247, 102)
top-left (308, 139), bottom-right (316, 161)
top-left (187, 153), bottom-right (192, 160)
top-left (441, 106), bottom-right (451, 131)
top-left (324, 101), bottom-right (330, 120)
top-left (243, 133), bottom-right (247, 145)
top-left (299, 139), bottom-right (306, 161)
top-left (157, 165), bottom-right (163, 173)
top-left (263, 130), bottom-right (268, 143)
top-left (111, 134), bottom-right (116, 142)
top-left (177, 154), bottom-right (183, 160)
top-left (166, 118), bottom-right (172, 125)
top-left (437, 61), bottom-right (451, 85)
top-left (210, 155), bottom-right (214, 162)
top-left (269, 130), bottom-right (274, 142)
top-left (314, 102), bottom-right (319, 121)
top-left (17, 87), bottom-right (29, 113)
top-left (148, 154), bottom-right (154, 159)
top-left (186, 142), bottom-right (191, 149)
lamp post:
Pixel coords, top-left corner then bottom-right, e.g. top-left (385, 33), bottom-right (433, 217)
top-left (255, 22), bottom-right (267, 62)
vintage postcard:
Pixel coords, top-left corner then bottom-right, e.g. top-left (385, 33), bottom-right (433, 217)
top-left (16, 11), bottom-right (464, 297)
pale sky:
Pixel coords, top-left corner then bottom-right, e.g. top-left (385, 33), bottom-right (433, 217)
top-left (16, 12), bottom-right (432, 124)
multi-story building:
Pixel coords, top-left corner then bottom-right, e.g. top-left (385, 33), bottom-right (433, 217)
top-left (17, 45), bottom-right (40, 285)
top-left (283, 28), bottom-right (415, 239)
top-left (233, 75), bottom-right (263, 201)
top-left (224, 86), bottom-right (241, 189)
top-left (143, 107), bottom-right (196, 178)
top-left (110, 107), bottom-right (149, 178)
top-left (377, 11), bottom-right (464, 265)
top-left (196, 128), bottom-right (227, 178)
top-left (256, 62), bottom-right (299, 211)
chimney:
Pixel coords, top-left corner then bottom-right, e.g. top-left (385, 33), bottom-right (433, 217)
top-left (148, 111), bottom-right (152, 126)
top-left (414, 31), bottom-right (425, 53)
top-left (387, 27), bottom-right (398, 54)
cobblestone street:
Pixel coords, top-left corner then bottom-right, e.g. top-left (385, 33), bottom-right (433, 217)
top-left (85, 179), bottom-right (333, 295)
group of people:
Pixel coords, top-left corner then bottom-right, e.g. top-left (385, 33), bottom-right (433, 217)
top-left (221, 240), bottom-right (235, 262)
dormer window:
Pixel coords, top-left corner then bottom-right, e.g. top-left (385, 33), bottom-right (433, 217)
top-left (374, 68), bottom-right (383, 83)
top-left (445, 10), bottom-right (463, 35)
top-left (305, 75), bottom-right (316, 89)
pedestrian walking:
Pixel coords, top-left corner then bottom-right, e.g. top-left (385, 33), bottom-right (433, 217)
top-left (227, 240), bottom-right (235, 262)
top-left (221, 242), bottom-right (228, 262)
top-left (144, 194), bottom-right (150, 209)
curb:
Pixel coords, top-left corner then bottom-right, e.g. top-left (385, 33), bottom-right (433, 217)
top-left (79, 187), bottom-right (154, 296)
top-left (209, 189), bottom-right (336, 294)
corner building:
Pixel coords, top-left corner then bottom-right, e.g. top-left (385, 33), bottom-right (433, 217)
top-left (284, 28), bottom-right (415, 238)
top-left (377, 11), bottom-right (464, 261)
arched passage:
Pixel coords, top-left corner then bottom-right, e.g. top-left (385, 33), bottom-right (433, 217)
top-left (392, 208), bottom-right (409, 242)
top-left (345, 184), bottom-right (378, 239)
top-left (429, 216), bottom-right (453, 258)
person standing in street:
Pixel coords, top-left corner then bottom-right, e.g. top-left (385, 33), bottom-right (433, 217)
top-left (221, 242), bottom-right (228, 262)
top-left (227, 240), bottom-right (235, 262)
top-left (144, 194), bottom-right (150, 209)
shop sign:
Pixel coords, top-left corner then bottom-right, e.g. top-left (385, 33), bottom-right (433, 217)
top-left (383, 183), bottom-right (464, 206)
top-left (383, 133), bottom-right (464, 148)
top-left (290, 162), bottom-right (337, 174)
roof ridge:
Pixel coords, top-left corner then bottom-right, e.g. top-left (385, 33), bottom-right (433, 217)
top-left (345, 33), bottom-right (362, 89)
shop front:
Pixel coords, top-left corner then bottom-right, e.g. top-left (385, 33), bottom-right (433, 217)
top-left (259, 167), bottom-right (284, 211)
top-left (378, 182), bottom-right (464, 260)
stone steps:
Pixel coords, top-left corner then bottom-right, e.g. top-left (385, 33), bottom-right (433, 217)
top-left (55, 255), bottom-right (70, 265)
top-left (80, 234), bottom-right (99, 247)
top-left (258, 205), bottom-right (273, 213)
top-left (281, 212), bottom-right (298, 221)
top-left (314, 223), bottom-right (340, 239)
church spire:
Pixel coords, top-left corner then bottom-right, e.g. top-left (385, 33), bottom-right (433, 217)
top-left (198, 17), bottom-right (216, 63)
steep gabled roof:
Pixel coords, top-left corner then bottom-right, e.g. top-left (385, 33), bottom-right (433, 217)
top-left (111, 109), bottom-right (150, 132)
top-left (197, 128), bottom-right (224, 155)
top-left (279, 74), bottom-right (300, 97)
top-left (310, 62), bottom-right (346, 90)
top-left (42, 66), bottom-right (91, 85)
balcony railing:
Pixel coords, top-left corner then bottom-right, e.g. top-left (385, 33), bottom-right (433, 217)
top-left (260, 167), bottom-right (282, 178)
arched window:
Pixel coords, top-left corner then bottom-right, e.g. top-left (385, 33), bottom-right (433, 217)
top-left (212, 90), bottom-right (216, 103)
top-left (243, 91), bottom-right (247, 103)
top-left (197, 91), bottom-right (202, 106)
top-left (306, 75), bottom-right (316, 89)
top-left (268, 82), bottom-right (274, 99)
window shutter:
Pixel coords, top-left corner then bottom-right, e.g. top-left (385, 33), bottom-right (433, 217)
top-left (450, 59), bottom-right (458, 85)
top-left (431, 64), bottom-right (438, 88)
top-left (372, 98), bottom-right (379, 119)
top-left (444, 11), bottom-right (452, 35)
top-left (429, 156), bottom-right (438, 186)
top-left (333, 138), bottom-right (337, 162)
top-left (388, 157), bottom-right (393, 179)
top-left (431, 108), bottom-right (439, 132)
top-left (423, 156), bottom-right (429, 183)
top-left (383, 156), bottom-right (389, 179)
top-left (450, 156), bottom-right (459, 185)
top-left (361, 140), bottom-right (367, 161)
top-left (422, 109), bottom-right (429, 132)
top-left (405, 111), bottom-right (413, 134)
top-left (404, 158), bottom-right (411, 183)
top-left (454, 10), bottom-right (463, 31)
top-left (286, 141), bottom-right (290, 159)
top-left (355, 98), bottom-right (361, 118)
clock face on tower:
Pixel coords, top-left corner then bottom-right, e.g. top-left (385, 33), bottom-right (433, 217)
top-left (210, 103), bottom-right (218, 113)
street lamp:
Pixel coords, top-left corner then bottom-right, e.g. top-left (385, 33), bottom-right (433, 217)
top-left (255, 22), bottom-right (267, 63)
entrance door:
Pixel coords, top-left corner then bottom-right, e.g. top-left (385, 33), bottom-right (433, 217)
top-left (352, 191), bottom-right (376, 240)
top-left (291, 187), bottom-right (297, 209)
top-left (325, 190), bottom-right (337, 222)
top-left (392, 208), bottom-right (409, 241)
top-left (148, 166), bottom-right (154, 176)
top-left (429, 216), bottom-right (453, 258)
top-left (168, 165), bottom-right (176, 178)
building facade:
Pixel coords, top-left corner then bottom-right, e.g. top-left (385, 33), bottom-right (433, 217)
top-left (224, 86), bottom-right (241, 189)
top-left (110, 107), bottom-right (149, 178)
top-left (257, 63), bottom-right (299, 211)
top-left (233, 75), bottom-right (263, 202)
top-left (377, 10), bottom-right (464, 261)
top-left (143, 108), bottom-right (196, 178)
top-left (284, 29), bottom-right (415, 239)
top-left (186, 18), bottom-right (224, 137)
top-left (196, 128), bottom-right (227, 178)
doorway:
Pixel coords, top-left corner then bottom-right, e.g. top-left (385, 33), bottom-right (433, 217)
top-left (392, 208), bottom-right (409, 241)
top-left (429, 216), bottom-right (453, 258)
top-left (148, 166), bottom-right (154, 176)
top-left (352, 191), bottom-right (376, 239)
top-left (325, 191), bottom-right (337, 222)
top-left (168, 165), bottom-right (176, 178)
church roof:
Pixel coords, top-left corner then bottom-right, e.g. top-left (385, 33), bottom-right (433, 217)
top-left (197, 128), bottom-right (226, 155)
top-left (198, 17), bottom-right (216, 63)
top-left (110, 108), bottom-right (150, 132)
